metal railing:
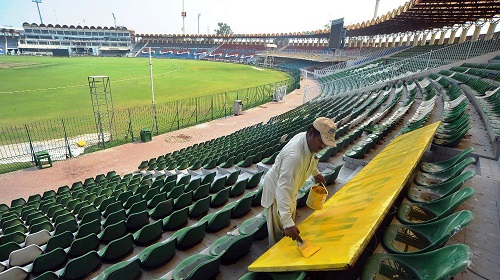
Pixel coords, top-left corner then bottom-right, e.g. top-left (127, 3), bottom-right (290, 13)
top-left (305, 39), bottom-right (500, 100)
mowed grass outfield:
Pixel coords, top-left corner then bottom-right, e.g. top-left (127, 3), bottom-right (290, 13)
top-left (0, 56), bottom-right (289, 127)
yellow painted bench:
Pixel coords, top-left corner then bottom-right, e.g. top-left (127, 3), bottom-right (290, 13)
top-left (249, 122), bottom-right (441, 272)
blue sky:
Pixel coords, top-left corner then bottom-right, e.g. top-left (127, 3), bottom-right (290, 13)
top-left (1, 0), bottom-right (409, 34)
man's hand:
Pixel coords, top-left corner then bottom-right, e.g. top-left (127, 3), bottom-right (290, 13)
top-left (313, 174), bottom-right (326, 185)
top-left (283, 226), bottom-right (300, 241)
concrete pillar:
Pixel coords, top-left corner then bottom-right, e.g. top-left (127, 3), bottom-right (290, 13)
top-left (438, 29), bottom-right (447, 45)
top-left (458, 25), bottom-right (470, 43)
top-left (448, 29), bottom-right (457, 44)
top-left (485, 21), bottom-right (498, 40)
top-left (369, 37), bottom-right (375, 47)
top-left (472, 23), bottom-right (483, 42)
top-left (420, 32), bottom-right (428, 46)
top-left (413, 33), bottom-right (420, 46)
top-left (406, 33), bottom-right (412, 46)
top-left (399, 34), bottom-right (406, 46)
top-left (389, 35), bottom-right (395, 47)
top-left (429, 32), bottom-right (437, 45)
top-left (384, 37), bottom-right (390, 48)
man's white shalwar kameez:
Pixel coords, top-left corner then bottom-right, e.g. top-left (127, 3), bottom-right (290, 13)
top-left (261, 132), bottom-right (319, 246)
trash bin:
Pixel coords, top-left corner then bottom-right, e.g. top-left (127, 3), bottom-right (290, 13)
top-left (140, 128), bottom-right (152, 142)
top-left (234, 100), bottom-right (243, 115)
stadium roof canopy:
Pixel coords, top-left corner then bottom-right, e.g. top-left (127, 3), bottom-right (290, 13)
top-left (346, 0), bottom-right (500, 37)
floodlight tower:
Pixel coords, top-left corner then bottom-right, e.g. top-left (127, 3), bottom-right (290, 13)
top-left (112, 13), bottom-right (117, 28)
top-left (374, 0), bottom-right (381, 18)
top-left (198, 13), bottom-right (201, 34)
top-left (32, 0), bottom-right (44, 24)
top-left (181, 0), bottom-right (186, 34)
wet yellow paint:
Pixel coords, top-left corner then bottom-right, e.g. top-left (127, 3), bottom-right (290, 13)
top-left (248, 122), bottom-right (441, 272)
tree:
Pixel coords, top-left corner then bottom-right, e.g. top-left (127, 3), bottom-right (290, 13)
top-left (324, 20), bottom-right (333, 30)
top-left (214, 22), bottom-right (233, 35)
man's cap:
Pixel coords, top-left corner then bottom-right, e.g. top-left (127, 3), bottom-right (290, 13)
top-left (313, 117), bottom-right (337, 147)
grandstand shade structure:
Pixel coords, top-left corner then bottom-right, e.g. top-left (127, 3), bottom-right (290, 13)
top-left (17, 23), bottom-right (132, 56)
top-left (346, 0), bottom-right (500, 36)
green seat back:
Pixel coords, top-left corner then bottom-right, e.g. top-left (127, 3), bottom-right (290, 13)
top-left (361, 244), bottom-right (471, 280)
top-left (60, 251), bottom-right (101, 280)
top-left (137, 238), bottom-right (176, 268)
top-left (133, 220), bottom-right (163, 245)
top-left (98, 233), bottom-right (134, 262)
top-left (96, 259), bottom-right (141, 280)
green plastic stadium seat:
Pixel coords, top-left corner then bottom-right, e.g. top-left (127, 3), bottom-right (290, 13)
top-left (224, 170), bottom-right (241, 186)
top-left (239, 215), bottom-right (268, 240)
top-left (171, 221), bottom-right (207, 249)
top-left (31, 247), bottom-right (67, 275)
top-left (361, 244), bottom-right (471, 280)
top-left (210, 176), bottom-right (227, 193)
top-left (172, 252), bottom-right (224, 280)
top-left (29, 220), bottom-right (54, 234)
top-left (177, 174), bottom-right (191, 186)
top-left (103, 201), bottom-right (124, 217)
top-left (44, 230), bottom-right (74, 252)
top-left (192, 183), bottom-right (210, 201)
top-left (162, 207), bottom-right (189, 231)
top-left (75, 219), bottom-right (101, 238)
top-left (96, 258), bottom-right (141, 280)
top-left (209, 233), bottom-right (254, 262)
top-left (199, 208), bottom-right (232, 233)
top-left (126, 210), bottom-right (150, 231)
top-left (126, 200), bottom-right (147, 216)
top-left (223, 194), bottom-right (253, 218)
top-left (150, 199), bottom-right (174, 219)
top-left (398, 187), bottom-right (475, 224)
top-left (188, 196), bottom-right (211, 218)
top-left (184, 178), bottom-right (201, 193)
top-left (167, 185), bottom-right (184, 200)
top-left (98, 233), bottom-right (134, 262)
top-left (324, 164), bottom-right (343, 185)
top-left (420, 147), bottom-right (474, 173)
top-left (0, 231), bottom-right (25, 246)
top-left (173, 190), bottom-right (193, 210)
top-left (137, 238), bottom-right (176, 269)
top-left (54, 219), bottom-right (78, 235)
top-left (246, 170), bottom-right (264, 189)
top-left (414, 157), bottom-right (475, 186)
top-left (67, 233), bottom-right (99, 258)
top-left (407, 170), bottom-right (474, 202)
top-left (383, 210), bottom-right (473, 254)
top-left (133, 220), bottom-right (163, 245)
top-left (147, 192), bottom-right (167, 209)
top-left (102, 209), bottom-right (126, 228)
top-left (210, 187), bottom-right (230, 208)
top-left (58, 251), bottom-right (101, 280)
top-left (98, 220), bottom-right (127, 243)
top-left (229, 178), bottom-right (248, 197)
top-left (0, 242), bottom-right (21, 262)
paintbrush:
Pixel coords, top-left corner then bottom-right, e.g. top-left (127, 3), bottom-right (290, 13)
top-left (296, 235), bottom-right (321, 258)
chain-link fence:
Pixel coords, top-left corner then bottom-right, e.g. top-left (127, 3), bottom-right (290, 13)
top-left (0, 76), bottom-right (297, 174)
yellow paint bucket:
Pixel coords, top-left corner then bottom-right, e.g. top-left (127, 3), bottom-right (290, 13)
top-left (306, 183), bottom-right (328, 210)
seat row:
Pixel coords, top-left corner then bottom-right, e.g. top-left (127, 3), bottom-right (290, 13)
top-left (361, 148), bottom-right (476, 279)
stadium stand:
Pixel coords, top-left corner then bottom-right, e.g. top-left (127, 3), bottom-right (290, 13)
top-left (1, 1), bottom-right (500, 279)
